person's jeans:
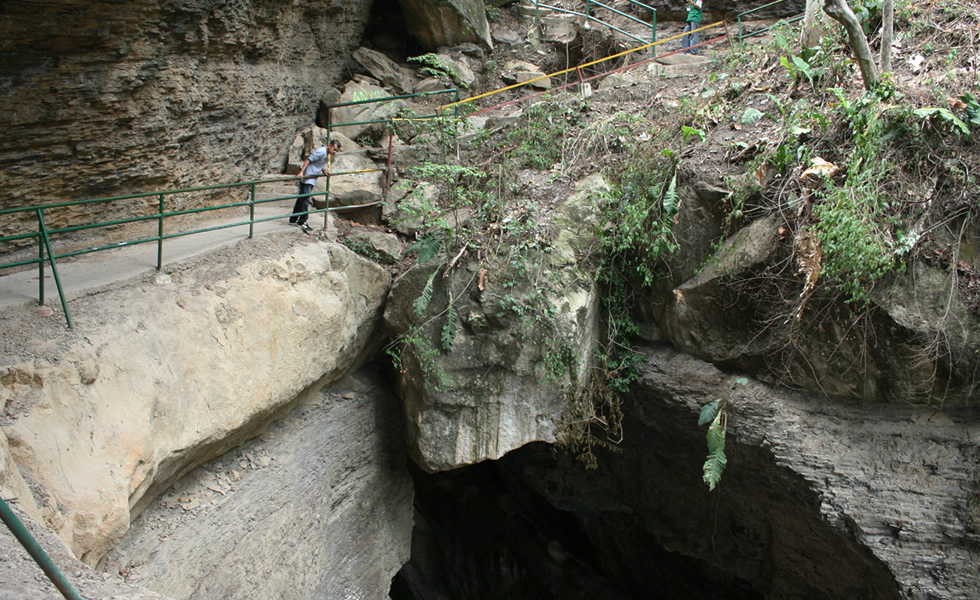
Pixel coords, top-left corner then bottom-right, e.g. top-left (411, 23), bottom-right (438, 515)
top-left (291, 182), bottom-right (314, 224)
top-left (682, 21), bottom-right (701, 54)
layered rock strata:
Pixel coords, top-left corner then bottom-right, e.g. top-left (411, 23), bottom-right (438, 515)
top-left (0, 0), bottom-right (370, 235)
top-left (412, 345), bottom-right (978, 599)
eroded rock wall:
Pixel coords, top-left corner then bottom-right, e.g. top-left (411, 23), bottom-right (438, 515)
top-left (0, 0), bottom-right (370, 232)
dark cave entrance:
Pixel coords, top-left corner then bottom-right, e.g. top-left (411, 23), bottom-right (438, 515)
top-left (362, 0), bottom-right (425, 63)
top-left (388, 443), bottom-right (764, 600)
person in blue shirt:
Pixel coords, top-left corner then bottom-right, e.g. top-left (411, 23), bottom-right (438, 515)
top-left (291, 139), bottom-right (341, 233)
top-left (681, 0), bottom-right (704, 55)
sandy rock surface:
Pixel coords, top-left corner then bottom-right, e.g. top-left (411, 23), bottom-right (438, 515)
top-left (0, 233), bottom-right (390, 564)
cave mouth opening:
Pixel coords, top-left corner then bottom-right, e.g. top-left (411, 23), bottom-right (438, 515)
top-left (389, 443), bottom-right (764, 600)
top-left (362, 0), bottom-right (425, 63)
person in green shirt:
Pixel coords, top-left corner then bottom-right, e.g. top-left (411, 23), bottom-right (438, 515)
top-left (681, 0), bottom-right (703, 55)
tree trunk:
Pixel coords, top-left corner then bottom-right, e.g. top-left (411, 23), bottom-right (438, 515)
top-left (823, 0), bottom-right (879, 90)
top-left (881, 0), bottom-right (894, 74)
top-left (802, 0), bottom-right (826, 49)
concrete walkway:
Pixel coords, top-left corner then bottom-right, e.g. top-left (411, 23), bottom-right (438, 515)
top-left (0, 194), bottom-right (328, 312)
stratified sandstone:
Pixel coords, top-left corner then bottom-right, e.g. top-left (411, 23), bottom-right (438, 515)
top-left (0, 0), bottom-right (370, 235)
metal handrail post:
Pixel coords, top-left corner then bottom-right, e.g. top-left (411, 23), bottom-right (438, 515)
top-left (0, 497), bottom-right (85, 600)
top-left (248, 183), bottom-right (256, 239)
top-left (156, 193), bottom-right (164, 270)
top-left (37, 227), bottom-right (45, 305)
top-left (36, 210), bottom-right (73, 329)
top-left (651, 10), bottom-right (657, 49)
top-left (585, 0), bottom-right (591, 24)
top-left (323, 155), bottom-right (332, 231)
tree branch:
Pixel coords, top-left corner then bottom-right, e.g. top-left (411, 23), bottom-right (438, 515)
top-left (823, 0), bottom-right (879, 90)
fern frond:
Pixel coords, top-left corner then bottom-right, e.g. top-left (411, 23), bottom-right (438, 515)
top-left (441, 304), bottom-right (456, 352)
top-left (663, 172), bottom-right (679, 218)
top-left (413, 270), bottom-right (438, 318)
top-left (703, 412), bottom-right (727, 491)
top-left (702, 446), bottom-right (727, 491)
top-left (406, 234), bottom-right (443, 265)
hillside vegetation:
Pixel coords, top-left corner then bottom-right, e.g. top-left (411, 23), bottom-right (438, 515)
top-left (379, 0), bottom-right (979, 419)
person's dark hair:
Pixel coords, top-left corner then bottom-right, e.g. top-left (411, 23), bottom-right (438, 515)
top-left (330, 139), bottom-right (341, 148)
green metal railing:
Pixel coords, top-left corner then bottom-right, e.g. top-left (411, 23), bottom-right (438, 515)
top-left (0, 89), bottom-right (459, 328)
top-left (737, 0), bottom-right (805, 42)
top-left (0, 496), bottom-right (84, 600)
top-left (531, 0), bottom-right (657, 47)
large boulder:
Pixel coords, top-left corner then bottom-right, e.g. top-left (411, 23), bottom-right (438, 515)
top-left (384, 258), bottom-right (599, 472)
top-left (330, 79), bottom-right (406, 142)
top-left (660, 213), bottom-right (783, 364)
top-left (353, 47), bottom-right (411, 94)
top-left (383, 175), bottom-right (608, 472)
top-left (399, 0), bottom-right (493, 50)
top-left (0, 236), bottom-right (391, 564)
top-left (649, 169), bottom-right (980, 403)
top-left (327, 138), bottom-right (386, 209)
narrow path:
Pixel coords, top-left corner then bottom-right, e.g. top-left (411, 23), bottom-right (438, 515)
top-left (0, 195), bottom-right (323, 312)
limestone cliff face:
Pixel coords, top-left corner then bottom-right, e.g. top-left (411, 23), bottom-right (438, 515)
top-left (0, 0), bottom-right (370, 230)
top-left (0, 235), bottom-right (390, 565)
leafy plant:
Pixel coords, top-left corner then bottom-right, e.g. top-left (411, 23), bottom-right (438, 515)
top-left (740, 107), bottom-right (766, 126)
top-left (961, 93), bottom-right (980, 128)
top-left (505, 100), bottom-right (573, 170)
top-left (811, 189), bottom-right (896, 306)
top-left (913, 107), bottom-right (971, 138)
top-left (681, 125), bottom-right (706, 144)
top-left (413, 268), bottom-right (439, 318)
top-left (341, 239), bottom-right (385, 263)
top-left (699, 377), bottom-right (748, 491)
top-left (779, 55), bottom-right (815, 89)
top-left (409, 53), bottom-right (467, 88)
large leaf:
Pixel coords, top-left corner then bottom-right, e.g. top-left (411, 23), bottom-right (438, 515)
top-left (703, 446), bottom-right (728, 491)
top-left (706, 412), bottom-right (725, 453)
top-left (914, 107), bottom-right (970, 137)
top-left (407, 234), bottom-right (443, 265)
top-left (698, 399), bottom-right (721, 426)
top-left (741, 107), bottom-right (765, 126)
